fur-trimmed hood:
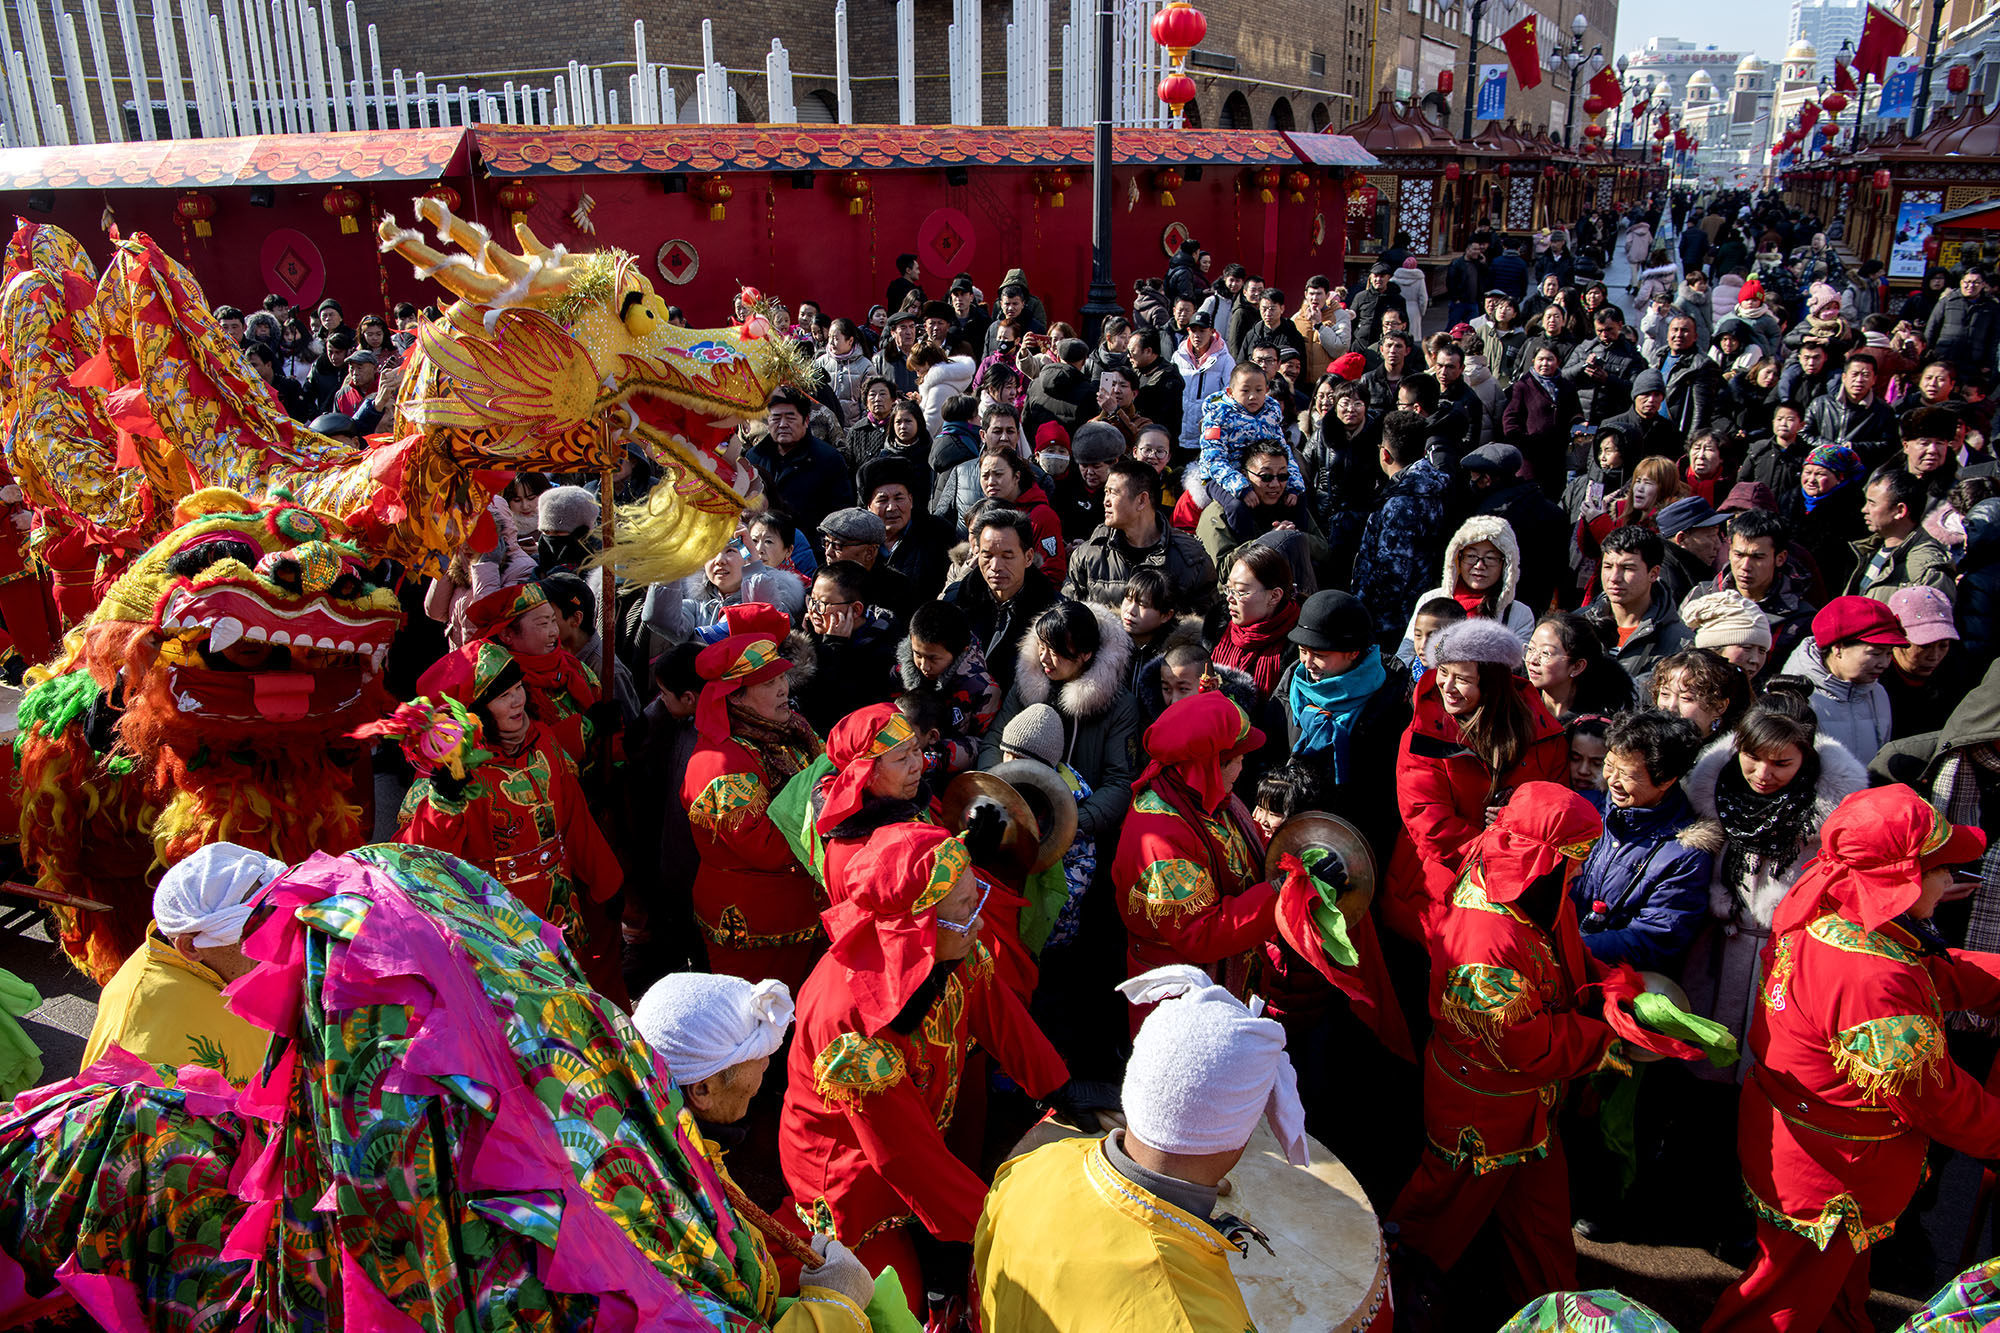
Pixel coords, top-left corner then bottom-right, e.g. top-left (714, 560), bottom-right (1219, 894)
top-left (1010, 600), bottom-right (1132, 721)
top-left (1439, 514), bottom-right (1521, 611)
top-left (1684, 732), bottom-right (1870, 928)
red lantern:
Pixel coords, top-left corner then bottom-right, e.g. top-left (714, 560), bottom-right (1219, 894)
top-left (1582, 141), bottom-right (1598, 155)
top-left (1570, 166), bottom-right (1583, 180)
top-left (1948, 63), bottom-right (1971, 93)
top-left (831, 170), bottom-right (871, 216)
top-left (1583, 95), bottom-right (1608, 117)
top-left (1153, 166), bottom-right (1184, 206)
top-left (1283, 168), bottom-right (1312, 202)
top-left (1443, 161), bottom-right (1461, 181)
top-left (692, 174), bottom-right (733, 222)
top-left (420, 183), bottom-right (461, 214)
top-left (1543, 164), bottom-right (1557, 180)
top-left (1437, 70), bottom-right (1454, 95)
top-left (1498, 162), bottom-right (1511, 178)
top-left (1253, 166), bottom-right (1280, 204)
top-left (1584, 123), bottom-right (1606, 140)
top-left (1822, 90), bottom-right (1848, 115)
top-left (1157, 71), bottom-right (1197, 115)
top-left (176, 190), bottom-right (217, 238)
top-left (1149, 0), bottom-right (1207, 63)
top-left (321, 185), bottom-right (363, 235)
top-left (493, 179), bottom-right (539, 226)
top-left (1840, 169), bottom-right (1858, 185)
top-left (1045, 168), bottom-right (1073, 207)
top-left (1874, 168), bottom-right (1892, 189)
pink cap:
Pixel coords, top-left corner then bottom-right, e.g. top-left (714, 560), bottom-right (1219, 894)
top-left (1887, 584), bottom-right (1959, 645)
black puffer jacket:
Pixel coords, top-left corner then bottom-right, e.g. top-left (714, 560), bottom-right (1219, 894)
top-left (1956, 499), bottom-right (2000, 664)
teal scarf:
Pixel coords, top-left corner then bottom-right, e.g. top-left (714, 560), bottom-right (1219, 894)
top-left (1288, 646), bottom-right (1388, 783)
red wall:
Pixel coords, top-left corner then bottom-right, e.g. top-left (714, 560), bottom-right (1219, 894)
top-left (5, 163), bottom-right (1347, 329)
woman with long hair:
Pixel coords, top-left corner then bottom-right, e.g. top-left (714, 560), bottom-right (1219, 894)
top-left (1212, 544), bottom-right (1300, 700)
top-left (355, 314), bottom-right (400, 370)
top-left (1576, 454), bottom-right (1688, 595)
top-left (1523, 611), bottom-right (1638, 721)
top-left (1383, 618), bottom-right (1569, 943)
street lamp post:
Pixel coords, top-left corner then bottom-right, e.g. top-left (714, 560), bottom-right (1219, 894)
top-left (1911, 0), bottom-right (1947, 134)
top-left (1459, 0), bottom-right (1488, 139)
top-left (1080, 0), bottom-right (1119, 343)
top-left (1558, 14), bottom-right (1600, 146)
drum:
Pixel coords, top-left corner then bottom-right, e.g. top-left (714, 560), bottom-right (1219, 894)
top-left (1009, 1118), bottom-right (1391, 1331)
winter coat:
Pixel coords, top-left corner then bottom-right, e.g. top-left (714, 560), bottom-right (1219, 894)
top-left (942, 565), bottom-right (1061, 694)
top-left (1473, 481), bottom-right (1569, 615)
top-left (1349, 284), bottom-right (1408, 349)
top-left (1583, 586), bottom-right (1694, 684)
top-left (927, 422), bottom-right (985, 530)
top-left (1923, 290), bottom-right (2000, 374)
top-left (1955, 499), bottom-right (2000, 662)
top-left (1390, 267), bottom-right (1431, 325)
top-left (919, 356), bottom-right (979, 436)
top-left (1383, 670), bottom-right (1569, 941)
top-left (1570, 786), bottom-right (1723, 974)
top-left (1871, 656), bottom-right (2000, 798)
top-left (1163, 250), bottom-right (1207, 309)
top-left (747, 433), bottom-right (855, 536)
top-left (1351, 458), bottom-right (1452, 644)
top-left (1562, 335), bottom-right (1649, 423)
top-left (1680, 733), bottom-right (1869, 1078)
top-left (1133, 284), bottom-right (1171, 330)
top-left (1843, 528), bottom-right (1956, 602)
top-left (1804, 392), bottom-right (1900, 467)
top-left (1171, 336), bottom-right (1235, 453)
top-left (1134, 357), bottom-right (1186, 442)
top-left (1195, 494), bottom-right (1328, 581)
top-left (1501, 371), bottom-right (1582, 488)
top-left (1783, 635), bottom-right (1894, 766)
top-left (895, 635), bottom-right (1003, 773)
top-left (1266, 651), bottom-right (1413, 868)
top-left (1024, 363), bottom-right (1096, 440)
top-left (1730, 301), bottom-right (1782, 359)
top-left (816, 344), bottom-right (874, 424)
top-left (1651, 346), bottom-right (1723, 437)
top-left (1062, 520), bottom-right (1218, 613)
top-left (979, 601), bottom-right (1140, 843)
top-left (1622, 223), bottom-right (1655, 268)
top-left (1395, 514), bottom-right (1536, 665)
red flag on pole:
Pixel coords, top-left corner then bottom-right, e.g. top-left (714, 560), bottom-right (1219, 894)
top-left (1851, 4), bottom-right (1910, 82)
top-left (1834, 59), bottom-right (1858, 93)
top-left (1588, 66), bottom-right (1623, 104)
top-left (1500, 14), bottom-right (1544, 90)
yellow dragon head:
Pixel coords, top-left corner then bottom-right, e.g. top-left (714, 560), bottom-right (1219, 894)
top-left (379, 199), bottom-right (805, 586)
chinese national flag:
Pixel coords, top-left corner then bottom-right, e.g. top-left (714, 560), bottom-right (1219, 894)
top-left (1851, 4), bottom-right (1910, 82)
top-left (1500, 14), bottom-right (1544, 90)
top-left (1588, 66), bottom-right (1623, 104)
top-left (1834, 59), bottom-right (1858, 93)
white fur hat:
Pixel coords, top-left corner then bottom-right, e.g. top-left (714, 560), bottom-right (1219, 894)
top-left (1429, 617), bottom-right (1525, 671)
top-left (1680, 590), bottom-right (1773, 651)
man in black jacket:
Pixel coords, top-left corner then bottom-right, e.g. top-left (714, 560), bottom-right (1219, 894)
top-left (1024, 340), bottom-right (1096, 439)
top-left (1163, 238), bottom-right (1207, 309)
top-left (1563, 306), bottom-right (1647, 423)
top-left (942, 508), bottom-right (1061, 692)
top-left (747, 386), bottom-right (855, 534)
top-left (1064, 458), bottom-right (1217, 611)
top-left (1771, 339), bottom-right (1840, 408)
top-left (1444, 233), bottom-right (1490, 325)
top-left (1651, 313), bottom-right (1723, 436)
top-left (1600, 369), bottom-right (1684, 461)
top-left (1130, 332), bottom-right (1185, 442)
top-left (1804, 353), bottom-right (1899, 466)
top-left (1738, 400), bottom-right (1812, 526)
top-left (1921, 265), bottom-right (2000, 376)
top-left (1464, 443), bottom-right (1568, 614)
top-left (860, 456), bottom-right (954, 600)
top-left (1360, 330), bottom-right (1415, 416)
top-left (1349, 261), bottom-right (1408, 348)
top-left (1240, 288), bottom-right (1305, 363)
top-left (947, 274), bottom-right (991, 349)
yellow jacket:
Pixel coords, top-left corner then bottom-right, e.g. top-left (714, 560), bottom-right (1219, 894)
top-left (975, 1135), bottom-right (1257, 1333)
top-left (80, 928), bottom-right (269, 1085)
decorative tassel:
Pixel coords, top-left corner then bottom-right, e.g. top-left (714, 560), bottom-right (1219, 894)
top-left (339, 216), bottom-right (358, 235)
top-left (100, 204), bottom-right (115, 233)
top-left (1160, 189), bottom-right (1177, 206)
top-left (510, 211), bottom-right (529, 227)
top-left (1258, 187), bottom-right (1274, 204)
top-left (708, 203), bottom-right (725, 222)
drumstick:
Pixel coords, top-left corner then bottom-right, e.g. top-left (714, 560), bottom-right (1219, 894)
top-left (0, 880), bottom-right (112, 912)
top-left (720, 1172), bottom-right (824, 1270)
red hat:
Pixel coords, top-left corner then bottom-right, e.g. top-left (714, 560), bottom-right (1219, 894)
top-left (814, 703), bottom-right (919, 834)
top-left (1330, 352), bottom-right (1367, 381)
top-left (413, 639), bottom-right (521, 711)
top-left (465, 582), bottom-right (547, 640)
top-left (693, 634), bottom-right (793, 741)
top-left (719, 601), bottom-right (792, 643)
top-left (1138, 691), bottom-right (1264, 814)
top-left (1034, 420), bottom-right (1072, 453)
top-left (821, 824), bottom-right (973, 1035)
top-left (1775, 786), bottom-right (1986, 939)
top-left (1469, 782), bottom-right (1603, 902)
top-left (1740, 277), bottom-right (1764, 302)
top-left (1812, 595), bottom-right (1909, 649)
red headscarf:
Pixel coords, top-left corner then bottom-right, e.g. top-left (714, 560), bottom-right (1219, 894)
top-left (821, 824), bottom-right (973, 1035)
top-left (1138, 691), bottom-right (1265, 815)
top-left (694, 634), bottom-right (793, 743)
top-left (815, 704), bottom-right (919, 835)
top-left (1772, 786), bottom-right (1987, 940)
top-left (718, 601), bottom-right (791, 642)
top-left (465, 582), bottom-right (548, 641)
top-left (1470, 781), bottom-right (1603, 902)
top-left (412, 639), bottom-right (520, 710)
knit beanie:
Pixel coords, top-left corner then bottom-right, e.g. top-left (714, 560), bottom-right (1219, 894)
top-left (1429, 618), bottom-right (1524, 671)
top-left (999, 702), bottom-right (1066, 769)
top-left (1739, 278), bottom-right (1764, 303)
top-left (1808, 282), bottom-right (1840, 316)
top-left (1680, 590), bottom-right (1773, 651)
top-left (1117, 965), bottom-right (1309, 1166)
top-left (1330, 352), bottom-right (1367, 381)
top-left (538, 485), bottom-right (600, 535)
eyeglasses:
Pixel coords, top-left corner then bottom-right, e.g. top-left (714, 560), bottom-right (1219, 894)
top-left (824, 536), bottom-right (872, 552)
top-left (1223, 584), bottom-right (1267, 602)
top-left (937, 881), bottom-right (990, 934)
top-left (1460, 551), bottom-right (1502, 568)
top-left (807, 597), bottom-right (860, 613)
top-left (1523, 645), bottom-right (1567, 662)
top-left (1245, 470), bottom-right (1287, 485)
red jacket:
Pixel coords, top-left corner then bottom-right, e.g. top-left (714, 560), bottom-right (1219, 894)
top-left (1384, 674), bottom-right (1569, 942)
top-left (1113, 786), bottom-right (1277, 985)
top-left (1013, 483), bottom-right (1069, 587)
top-left (1740, 912), bottom-right (2000, 1251)
top-left (780, 940), bottom-right (1066, 1247)
top-left (1421, 864), bottom-right (1617, 1173)
top-left (397, 721), bottom-right (621, 925)
top-left (682, 734), bottom-right (826, 969)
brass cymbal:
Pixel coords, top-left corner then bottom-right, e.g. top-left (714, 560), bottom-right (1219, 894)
top-left (941, 770), bottom-right (1041, 874)
top-left (1262, 810), bottom-right (1376, 928)
top-left (987, 760), bottom-right (1079, 874)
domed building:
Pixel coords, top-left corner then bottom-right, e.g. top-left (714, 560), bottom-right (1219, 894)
top-left (1782, 39), bottom-right (1820, 88)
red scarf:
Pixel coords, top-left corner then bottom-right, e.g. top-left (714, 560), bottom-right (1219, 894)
top-left (1213, 598), bottom-right (1300, 697)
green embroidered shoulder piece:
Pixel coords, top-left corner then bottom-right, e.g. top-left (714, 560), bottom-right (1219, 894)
top-left (1828, 1013), bottom-right (1947, 1102)
top-left (812, 1033), bottom-right (906, 1105)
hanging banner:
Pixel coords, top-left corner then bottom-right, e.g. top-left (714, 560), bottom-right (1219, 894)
top-left (1876, 56), bottom-right (1920, 122)
top-left (1889, 195), bottom-right (1942, 279)
top-left (1476, 64), bottom-right (1509, 121)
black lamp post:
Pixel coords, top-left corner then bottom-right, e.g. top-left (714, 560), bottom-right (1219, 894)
top-left (1080, 0), bottom-right (1119, 343)
top-left (1559, 15), bottom-right (1600, 147)
top-left (1460, 0), bottom-right (1488, 140)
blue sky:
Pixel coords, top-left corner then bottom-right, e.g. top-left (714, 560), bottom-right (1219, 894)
top-left (1612, 0), bottom-right (1792, 64)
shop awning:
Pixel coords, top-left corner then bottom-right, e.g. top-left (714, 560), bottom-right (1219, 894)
top-left (0, 127), bottom-right (471, 191)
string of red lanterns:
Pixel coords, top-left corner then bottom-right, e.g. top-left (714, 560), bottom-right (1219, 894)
top-left (1152, 0), bottom-right (1206, 121)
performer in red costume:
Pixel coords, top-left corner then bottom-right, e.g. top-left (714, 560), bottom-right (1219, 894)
top-left (418, 582), bottom-right (600, 763)
top-left (809, 702), bottom-right (1037, 1001)
top-left (778, 823), bottom-right (1067, 1319)
top-left (1113, 690), bottom-right (1278, 1003)
top-left (390, 643), bottom-right (622, 947)
top-left (1706, 786), bottom-right (2000, 1333)
top-left (681, 631), bottom-right (827, 993)
top-left (1387, 781), bottom-right (1622, 1305)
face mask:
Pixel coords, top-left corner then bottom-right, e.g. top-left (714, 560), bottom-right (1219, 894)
top-left (1039, 451), bottom-right (1072, 477)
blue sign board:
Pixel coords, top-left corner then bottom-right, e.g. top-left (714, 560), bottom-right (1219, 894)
top-left (1476, 63), bottom-right (1508, 122)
